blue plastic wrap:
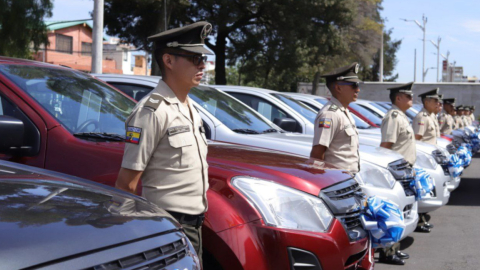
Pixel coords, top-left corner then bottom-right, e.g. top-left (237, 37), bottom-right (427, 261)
top-left (457, 144), bottom-right (472, 167)
top-left (447, 154), bottom-right (464, 178)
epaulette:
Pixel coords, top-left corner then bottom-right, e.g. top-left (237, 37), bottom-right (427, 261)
top-left (423, 112), bottom-right (428, 117)
top-left (143, 93), bottom-right (164, 111)
top-left (392, 111), bottom-right (398, 118)
top-left (328, 104), bottom-right (338, 112)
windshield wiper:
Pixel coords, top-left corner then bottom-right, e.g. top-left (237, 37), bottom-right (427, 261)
top-left (232, 128), bottom-right (261, 134)
top-left (74, 132), bottom-right (125, 141)
top-left (262, 128), bottom-right (279, 133)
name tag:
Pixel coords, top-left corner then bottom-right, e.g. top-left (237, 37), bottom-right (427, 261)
top-left (167, 125), bottom-right (190, 136)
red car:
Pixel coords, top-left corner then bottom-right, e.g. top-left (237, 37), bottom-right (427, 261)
top-left (0, 57), bottom-right (373, 270)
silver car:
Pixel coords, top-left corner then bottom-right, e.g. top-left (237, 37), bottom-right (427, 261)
top-left (94, 74), bottom-right (419, 239)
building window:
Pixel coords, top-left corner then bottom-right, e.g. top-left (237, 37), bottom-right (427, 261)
top-left (81, 42), bottom-right (92, 56)
top-left (55, 34), bottom-right (73, 54)
top-left (123, 49), bottom-right (128, 61)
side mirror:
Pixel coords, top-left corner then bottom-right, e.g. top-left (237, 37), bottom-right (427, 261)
top-left (0, 116), bottom-right (25, 154)
top-left (273, 117), bottom-right (297, 132)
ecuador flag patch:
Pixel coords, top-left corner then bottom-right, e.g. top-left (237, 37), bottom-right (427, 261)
top-left (319, 118), bottom-right (332, 128)
top-left (126, 126), bottom-right (142, 144)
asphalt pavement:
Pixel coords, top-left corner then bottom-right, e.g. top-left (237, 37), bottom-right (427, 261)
top-left (375, 153), bottom-right (480, 270)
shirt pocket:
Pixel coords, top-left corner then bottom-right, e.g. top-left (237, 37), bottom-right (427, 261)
top-left (344, 127), bottom-right (355, 146)
top-left (168, 133), bottom-right (194, 168)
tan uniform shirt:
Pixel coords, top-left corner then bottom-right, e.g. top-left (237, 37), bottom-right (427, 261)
top-left (462, 115), bottom-right (470, 127)
top-left (432, 113), bottom-right (441, 137)
top-left (381, 105), bottom-right (416, 165)
top-left (121, 80), bottom-right (209, 215)
top-left (455, 115), bottom-right (464, 129)
top-left (439, 112), bottom-right (455, 135)
top-left (313, 97), bottom-right (360, 173)
top-left (413, 108), bottom-right (437, 145)
top-left (470, 113), bottom-right (475, 122)
top-left (464, 115), bottom-right (472, 126)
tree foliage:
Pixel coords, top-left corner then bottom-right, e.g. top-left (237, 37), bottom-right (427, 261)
top-left (0, 0), bottom-right (53, 58)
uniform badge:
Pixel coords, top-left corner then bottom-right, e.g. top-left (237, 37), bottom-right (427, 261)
top-left (392, 111), bottom-right (398, 118)
top-left (167, 125), bottom-right (191, 136)
top-left (319, 118), bottom-right (332, 128)
top-left (418, 121), bottom-right (425, 126)
top-left (126, 126), bottom-right (142, 144)
top-left (354, 63), bottom-right (359, 74)
top-left (423, 112), bottom-right (428, 116)
top-left (328, 105), bottom-right (338, 112)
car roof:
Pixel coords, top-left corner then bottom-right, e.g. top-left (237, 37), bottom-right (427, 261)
top-left (212, 85), bottom-right (278, 94)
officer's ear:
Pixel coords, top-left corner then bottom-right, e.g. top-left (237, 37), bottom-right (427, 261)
top-left (163, 53), bottom-right (175, 71)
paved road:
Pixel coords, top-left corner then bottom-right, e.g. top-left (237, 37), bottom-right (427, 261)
top-left (376, 154), bottom-right (480, 270)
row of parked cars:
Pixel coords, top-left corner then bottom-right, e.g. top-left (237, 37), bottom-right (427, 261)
top-left (0, 57), bottom-right (473, 270)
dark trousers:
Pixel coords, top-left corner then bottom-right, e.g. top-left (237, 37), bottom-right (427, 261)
top-left (418, 213), bottom-right (428, 226)
top-left (379, 242), bottom-right (400, 257)
top-left (182, 224), bottom-right (203, 267)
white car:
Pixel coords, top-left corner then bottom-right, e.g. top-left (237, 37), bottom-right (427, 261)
top-left (94, 74), bottom-right (419, 239)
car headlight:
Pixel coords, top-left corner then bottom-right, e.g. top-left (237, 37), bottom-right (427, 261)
top-left (231, 176), bottom-right (333, 232)
top-left (355, 161), bottom-right (396, 189)
top-left (415, 152), bottom-right (438, 170)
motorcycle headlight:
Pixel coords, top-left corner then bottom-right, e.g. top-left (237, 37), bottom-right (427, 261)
top-left (355, 161), bottom-right (396, 189)
top-left (415, 152), bottom-right (438, 170)
top-left (232, 176), bottom-right (334, 232)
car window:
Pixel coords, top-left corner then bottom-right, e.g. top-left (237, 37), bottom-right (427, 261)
top-left (0, 65), bottom-right (135, 136)
top-left (299, 100), bottom-right (321, 112)
top-left (356, 104), bottom-right (384, 119)
top-left (369, 102), bottom-right (388, 113)
top-left (314, 98), bottom-right (328, 105)
top-left (189, 86), bottom-right (277, 133)
top-left (352, 114), bottom-right (371, 129)
top-left (108, 82), bottom-right (154, 101)
top-left (227, 92), bottom-right (289, 121)
top-left (349, 103), bottom-right (383, 126)
top-left (271, 94), bottom-right (317, 124)
top-left (0, 93), bottom-right (41, 155)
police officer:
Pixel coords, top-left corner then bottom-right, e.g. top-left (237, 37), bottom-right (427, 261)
top-left (439, 98), bottom-right (457, 134)
top-left (470, 106), bottom-right (476, 122)
top-left (115, 21), bottom-right (213, 263)
top-left (464, 106), bottom-right (472, 126)
top-left (379, 82), bottom-right (416, 265)
top-left (310, 62), bottom-right (360, 174)
top-left (433, 94), bottom-right (442, 138)
top-left (413, 89), bottom-right (441, 145)
top-left (455, 105), bottom-right (465, 129)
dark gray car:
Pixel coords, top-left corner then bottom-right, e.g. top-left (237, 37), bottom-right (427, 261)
top-left (0, 160), bottom-right (200, 270)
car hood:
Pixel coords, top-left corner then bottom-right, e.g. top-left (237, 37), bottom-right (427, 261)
top-left (208, 142), bottom-right (354, 196)
top-left (359, 133), bottom-right (440, 155)
top-left (243, 132), bottom-right (403, 168)
top-left (0, 161), bottom-right (180, 269)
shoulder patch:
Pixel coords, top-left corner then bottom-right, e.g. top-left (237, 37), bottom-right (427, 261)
top-left (392, 111), bottom-right (398, 118)
top-left (126, 126), bottom-right (142, 144)
top-left (328, 104), bottom-right (338, 112)
top-left (144, 93), bottom-right (164, 111)
top-left (418, 120), bottom-right (425, 126)
top-left (319, 118), bottom-right (332, 128)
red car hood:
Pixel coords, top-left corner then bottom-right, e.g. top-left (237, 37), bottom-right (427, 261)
top-left (207, 141), bottom-right (353, 196)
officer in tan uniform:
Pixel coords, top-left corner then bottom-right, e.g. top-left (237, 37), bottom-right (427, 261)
top-left (455, 105), bottom-right (465, 129)
top-left (115, 22), bottom-right (213, 263)
top-left (470, 106), bottom-right (476, 122)
top-left (379, 82), bottom-right (416, 265)
top-left (310, 62), bottom-right (360, 174)
top-left (439, 98), bottom-right (457, 134)
top-left (433, 94), bottom-right (442, 138)
top-left (413, 89), bottom-right (441, 145)
top-left (464, 106), bottom-right (472, 126)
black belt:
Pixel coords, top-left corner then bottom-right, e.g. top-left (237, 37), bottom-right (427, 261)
top-left (167, 211), bottom-right (205, 228)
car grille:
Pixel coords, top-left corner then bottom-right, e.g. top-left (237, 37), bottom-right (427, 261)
top-left (320, 179), bottom-right (367, 242)
top-left (388, 159), bottom-right (415, 197)
top-left (432, 149), bottom-right (450, 176)
top-left (86, 238), bottom-right (188, 270)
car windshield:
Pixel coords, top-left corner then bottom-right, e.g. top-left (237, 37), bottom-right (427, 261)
top-left (349, 103), bottom-right (383, 126)
top-left (0, 65), bottom-right (134, 136)
top-left (271, 94), bottom-right (318, 123)
top-left (189, 86), bottom-right (276, 133)
top-left (315, 98), bottom-right (328, 105)
top-left (376, 102), bottom-right (391, 110)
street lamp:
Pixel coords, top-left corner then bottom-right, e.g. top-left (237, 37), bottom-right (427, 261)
top-left (401, 14), bottom-right (427, 82)
top-left (423, 67), bottom-right (436, 79)
top-left (430, 37), bottom-right (441, 82)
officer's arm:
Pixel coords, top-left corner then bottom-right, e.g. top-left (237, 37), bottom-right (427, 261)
top-left (415, 134), bottom-right (423, 140)
top-left (310, 145), bottom-right (327, 160)
top-left (115, 168), bottom-right (143, 194)
top-left (380, 142), bottom-right (394, 149)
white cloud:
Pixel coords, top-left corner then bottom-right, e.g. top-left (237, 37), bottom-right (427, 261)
top-left (462, 19), bottom-right (480, 33)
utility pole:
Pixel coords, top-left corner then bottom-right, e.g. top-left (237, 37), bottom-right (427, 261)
top-left (414, 49), bottom-right (417, 82)
top-left (401, 15), bottom-right (427, 82)
top-left (379, 29), bottom-right (384, 82)
top-left (91, 0), bottom-right (104, 74)
top-left (430, 37), bottom-right (441, 82)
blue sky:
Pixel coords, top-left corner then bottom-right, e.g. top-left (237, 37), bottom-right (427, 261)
top-left (50, 0), bottom-right (478, 82)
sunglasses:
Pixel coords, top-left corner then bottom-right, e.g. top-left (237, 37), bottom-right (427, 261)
top-left (337, 82), bottom-right (360, 88)
top-left (168, 53), bottom-right (207, 66)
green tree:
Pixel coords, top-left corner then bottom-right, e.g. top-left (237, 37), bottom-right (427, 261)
top-left (0, 0), bottom-right (53, 58)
